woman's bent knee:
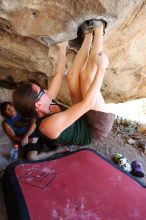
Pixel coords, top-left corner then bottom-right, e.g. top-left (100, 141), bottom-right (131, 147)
top-left (80, 71), bottom-right (95, 83)
top-left (67, 71), bottom-right (80, 82)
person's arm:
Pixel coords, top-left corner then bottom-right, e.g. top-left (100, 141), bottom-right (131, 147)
top-left (21, 119), bottom-right (36, 146)
top-left (39, 52), bottom-right (109, 139)
top-left (39, 100), bottom-right (91, 139)
top-left (2, 122), bottom-right (22, 144)
top-left (47, 41), bottom-right (68, 99)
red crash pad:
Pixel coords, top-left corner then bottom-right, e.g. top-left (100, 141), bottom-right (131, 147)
top-left (4, 150), bottom-right (146, 220)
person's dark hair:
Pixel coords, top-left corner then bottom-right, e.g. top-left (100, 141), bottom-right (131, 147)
top-left (12, 83), bottom-right (38, 118)
top-left (0, 101), bottom-right (13, 117)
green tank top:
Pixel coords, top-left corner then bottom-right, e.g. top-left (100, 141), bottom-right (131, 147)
top-left (36, 106), bottom-right (92, 146)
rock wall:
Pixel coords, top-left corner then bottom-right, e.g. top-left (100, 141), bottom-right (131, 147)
top-left (0, 0), bottom-right (146, 103)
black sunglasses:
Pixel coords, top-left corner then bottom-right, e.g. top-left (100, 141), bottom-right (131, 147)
top-left (35, 89), bottom-right (45, 102)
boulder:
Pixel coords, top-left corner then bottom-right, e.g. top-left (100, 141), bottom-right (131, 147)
top-left (0, 0), bottom-right (146, 103)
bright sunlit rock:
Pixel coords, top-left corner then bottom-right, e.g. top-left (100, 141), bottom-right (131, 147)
top-left (107, 98), bottom-right (146, 124)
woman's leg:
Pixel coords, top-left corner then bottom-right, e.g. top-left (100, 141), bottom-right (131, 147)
top-left (80, 23), bottom-right (108, 112)
top-left (67, 32), bottom-right (93, 104)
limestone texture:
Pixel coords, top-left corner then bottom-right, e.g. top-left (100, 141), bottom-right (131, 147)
top-left (0, 0), bottom-right (146, 103)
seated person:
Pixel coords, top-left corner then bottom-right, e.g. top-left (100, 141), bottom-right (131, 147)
top-left (0, 101), bottom-right (42, 160)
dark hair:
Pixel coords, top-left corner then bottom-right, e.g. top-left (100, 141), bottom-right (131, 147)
top-left (0, 101), bottom-right (13, 117)
top-left (12, 83), bottom-right (38, 118)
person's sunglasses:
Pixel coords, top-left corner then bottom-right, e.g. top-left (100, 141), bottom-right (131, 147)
top-left (35, 89), bottom-right (45, 102)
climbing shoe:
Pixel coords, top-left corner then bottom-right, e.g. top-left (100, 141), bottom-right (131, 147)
top-left (131, 160), bottom-right (144, 178)
top-left (113, 153), bottom-right (132, 172)
top-left (80, 19), bottom-right (107, 35)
